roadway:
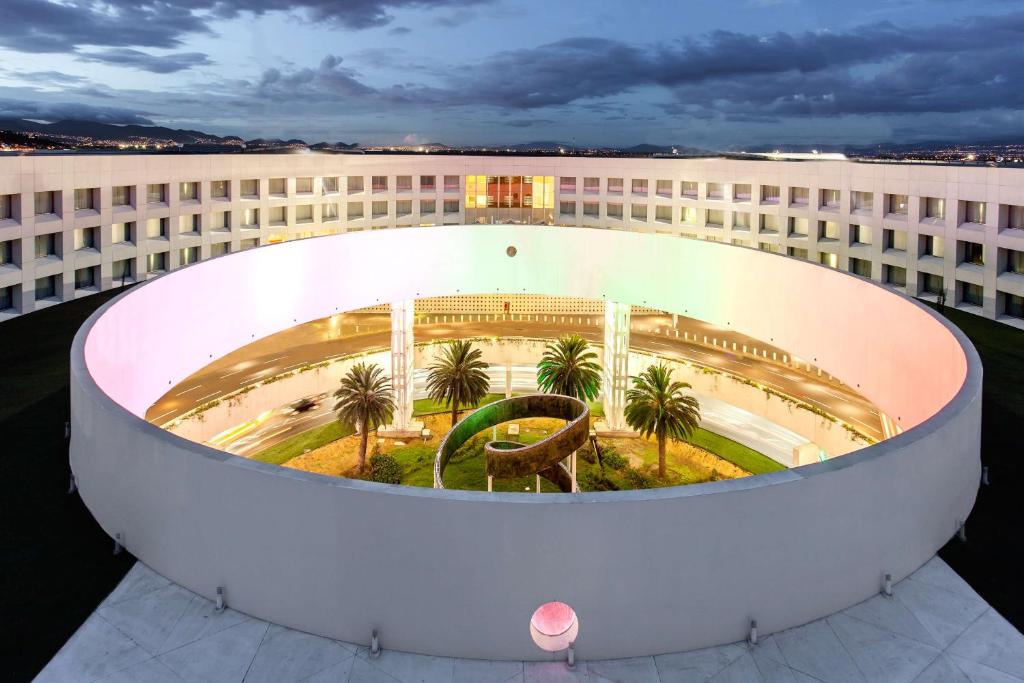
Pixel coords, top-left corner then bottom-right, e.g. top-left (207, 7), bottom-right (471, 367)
top-left (149, 312), bottom-right (885, 449)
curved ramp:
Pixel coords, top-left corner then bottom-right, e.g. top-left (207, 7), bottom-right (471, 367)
top-left (433, 394), bottom-right (590, 491)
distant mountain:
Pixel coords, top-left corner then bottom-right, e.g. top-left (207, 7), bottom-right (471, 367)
top-left (0, 117), bottom-right (242, 144)
top-left (309, 141), bottom-right (360, 151)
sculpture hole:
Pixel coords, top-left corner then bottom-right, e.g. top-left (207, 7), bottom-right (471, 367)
top-left (530, 601), bottom-right (578, 652)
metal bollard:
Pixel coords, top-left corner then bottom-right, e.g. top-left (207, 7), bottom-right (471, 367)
top-left (215, 586), bottom-right (226, 612)
top-left (370, 630), bottom-right (381, 659)
top-left (882, 573), bottom-right (893, 597)
top-left (113, 533), bottom-right (124, 555)
top-left (566, 642), bottom-right (575, 668)
top-left (956, 520), bottom-right (967, 542)
top-left (68, 473), bottom-right (77, 494)
top-left (748, 619), bottom-right (758, 645)
top-left (981, 466), bottom-right (990, 486)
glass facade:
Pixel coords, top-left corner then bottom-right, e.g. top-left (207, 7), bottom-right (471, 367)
top-left (465, 175), bottom-right (554, 224)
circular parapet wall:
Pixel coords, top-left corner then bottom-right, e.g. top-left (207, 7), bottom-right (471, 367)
top-left (434, 394), bottom-right (589, 491)
top-left (70, 225), bottom-right (981, 660)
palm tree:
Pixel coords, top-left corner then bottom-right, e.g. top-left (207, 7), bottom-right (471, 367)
top-left (333, 362), bottom-right (395, 475)
top-left (624, 363), bottom-right (701, 479)
top-left (426, 340), bottom-right (491, 428)
top-left (536, 334), bottom-right (602, 402)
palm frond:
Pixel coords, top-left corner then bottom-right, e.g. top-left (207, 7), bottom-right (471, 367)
top-left (536, 334), bottom-right (602, 401)
top-left (425, 339), bottom-right (491, 411)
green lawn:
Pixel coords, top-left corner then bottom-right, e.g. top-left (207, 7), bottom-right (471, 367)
top-left (688, 428), bottom-right (785, 475)
top-left (252, 421), bottom-right (355, 465)
top-left (412, 392), bottom-right (506, 417)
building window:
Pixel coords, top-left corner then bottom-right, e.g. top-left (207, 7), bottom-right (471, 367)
top-left (788, 217), bottom-right (809, 236)
top-left (707, 183), bottom-right (724, 200)
top-left (240, 179), bottom-right (259, 198)
top-left (559, 177), bottom-right (576, 194)
top-left (886, 193), bottom-right (908, 216)
top-left (851, 191), bottom-right (873, 212)
top-left (180, 246), bottom-right (199, 265)
top-left (296, 177), bottom-right (313, 194)
top-left (1003, 293), bottom-right (1024, 319)
top-left (35, 275), bottom-right (57, 299)
top-left (323, 203), bottom-right (339, 221)
top-left (322, 177), bottom-right (339, 195)
top-left (583, 202), bottom-right (599, 217)
top-left (733, 212), bottom-right (751, 231)
top-left (75, 226), bottom-right (97, 250)
top-left (0, 239), bottom-right (14, 266)
top-left (113, 258), bottom-right (133, 282)
top-left (146, 217), bottom-right (168, 238)
top-left (761, 185), bottom-right (780, 204)
top-left (759, 214), bottom-right (779, 234)
top-left (371, 176), bottom-right (388, 193)
top-left (370, 201), bottom-right (388, 219)
top-left (820, 189), bottom-right (840, 209)
top-left (146, 184), bottom-right (167, 205)
top-left (819, 252), bottom-right (838, 268)
top-left (921, 234), bottom-right (945, 258)
top-left (733, 184), bottom-right (751, 202)
top-left (706, 209), bottom-right (724, 227)
top-left (179, 214), bottom-right (201, 234)
top-left (112, 222), bottom-right (133, 244)
top-left (850, 224), bottom-right (872, 245)
top-left (884, 265), bottom-right (907, 287)
top-left (396, 199), bottom-right (412, 217)
top-left (787, 247), bottom-right (808, 259)
top-left (264, 207), bottom-right (282, 226)
top-left (240, 238), bottom-right (258, 251)
top-left (681, 207), bottom-right (697, 224)
top-left (607, 178), bottom-right (624, 195)
top-left (849, 257), bottom-right (871, 277)
top-left (420, 175), bottom-right (436, 191)
top-left (655, 205), bottom-right (672, 223)
top-left (396, 176), bottom-right (412, 193)
top-left (296, 204), bottom-right (314, 223)
top-left (443, 176), bottom-right (460, 192)
top-left (269, 178), bottom-right (286, 196)
top-left (924, 197), bottom-right (945, 220)
top-left (443, 199), bottom-right (460, 214)
top-left (631, 203), bottom-right (648, 221)
top-left (1003, 204), bottom-right (1024, 230)
top-left (209, 181), bottom-right (228, 199)
top-left (210, 243), bottom-right (229, 259)
top-left (631, 179), bottom-right (648, 196)
top-left (243, 208), bottom-right (260, 227)
top-left (35, 191), bottom-right (57, 216)
top-left (0, 194), bottom-right (13, 221)
top-left (211, 211), bottom-right (231, 230)
top-left (883, 228), bottom-right (906, 252)
top-left (818, 220), bottom-right (840, 240)
top-left (146, 252), bottom-right (167, 273)
top-left (790, 187), bottom-right (809, 206)
top-left (606, 203), bottom-right (623, 219)
top-left (74, 266), bottom-right (96, 289)
top-left (581, 177), bottom-right (599, 194)
top-left (179, 182), bottom-right (199, 201)
top-left (656, 180), bottom-right (673, 198)
top-left (35, 233), bottom-right (57, 258)
top-left (959, 281), bottom-right (983, 306)
top-left (922, 273), bottom-right (944, 296)
top-left (420, 199), bottom-right (436, 215)
top-left (1004, 249), bottom-right (1024, 274)
top-left (680, 181), bottom-right (698, 199)
top-left (348, 176), bottom-right (364, 193)
top-left (962, 201), bottom-right (986, 225)
top-left (113, 185), bottom-right (134, 206)
top-left (960, 241), bottom-right (984, 266)
top-left (0, 285), bottom-right (14, 311)
top-left (74, 188), bottom-right (98, 211)
top-left (559, 200), bottom-right (576, 216)
top-left (347, 202), bottom-right (364, 220)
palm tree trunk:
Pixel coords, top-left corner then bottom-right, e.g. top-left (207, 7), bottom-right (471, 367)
top-left (358, 423), bottom-right (370, 475)
top-left (451, 404), bottom-right (459, 429)
top-left (658, 434), bottom-right (666, 479)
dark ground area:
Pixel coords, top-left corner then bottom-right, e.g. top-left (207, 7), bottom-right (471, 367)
top-left (0, 290), bottom-right (136, 682)
top-left (0, 292), bottom-right (1019, 681)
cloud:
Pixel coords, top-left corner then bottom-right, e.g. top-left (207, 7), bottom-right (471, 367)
top-left (0, 97), bottom-right (155, 125)
top-left (76, 49), bottom-right (213, 74)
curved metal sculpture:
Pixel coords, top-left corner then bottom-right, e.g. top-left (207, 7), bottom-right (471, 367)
top-left (433, 394), bottom-right (590, 491)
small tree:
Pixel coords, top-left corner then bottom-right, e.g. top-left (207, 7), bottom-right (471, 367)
top-left (624, 363), bottom-right (701, 479)
top-left (536, 334), bottom-right (602, 402)
top-left (333, 362), bottom-right (395, 475)
top-left (426, 340), bottom-right (491, 428)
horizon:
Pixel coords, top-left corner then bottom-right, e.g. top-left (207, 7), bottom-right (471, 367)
top-left (1, 1), bottom-right (1023, 148)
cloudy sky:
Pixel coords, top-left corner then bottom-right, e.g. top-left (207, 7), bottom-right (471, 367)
top-left (0, 0), bottom-right (1022, 148)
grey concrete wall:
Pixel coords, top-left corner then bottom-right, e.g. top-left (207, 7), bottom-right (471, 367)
top-left (69, 226), bottom-right (981, 660)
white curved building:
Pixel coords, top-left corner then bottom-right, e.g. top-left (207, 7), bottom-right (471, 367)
top-left (2, 153), bottom-right (1024, 326)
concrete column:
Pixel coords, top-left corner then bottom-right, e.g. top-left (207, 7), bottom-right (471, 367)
top-left (505, 361), bottom-right (513, 399)
top-left (602, 300), bottom-right (631, 431)
top-left (390, 299), bottom-right (414, 430)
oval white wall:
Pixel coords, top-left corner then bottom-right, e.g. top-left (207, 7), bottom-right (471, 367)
top-left (70, 225), bottom-right (981, 660)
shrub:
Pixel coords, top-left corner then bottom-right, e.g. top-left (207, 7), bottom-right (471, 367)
top-left (368, 453), bottom-right (403, 485)
top-left (624, 467), bottom-right (653, 489)
top-left (602, 447), bottom-right (628, 471)
top-left (580, 470), bottom-right (619, 492)
top-left (577, 443), bottom-right (596, 464)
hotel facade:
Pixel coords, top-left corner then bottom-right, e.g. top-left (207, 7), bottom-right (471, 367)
top-left (2, 153), bottom-right (1023, 326)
